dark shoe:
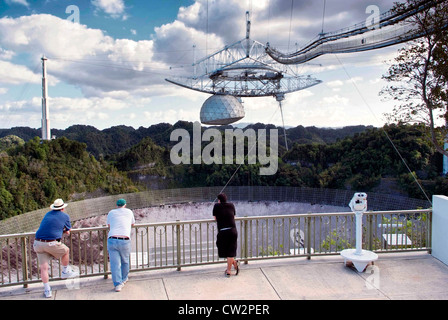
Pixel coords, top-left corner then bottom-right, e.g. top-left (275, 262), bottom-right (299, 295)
top-left (225, 270), bottom-right (231, 277)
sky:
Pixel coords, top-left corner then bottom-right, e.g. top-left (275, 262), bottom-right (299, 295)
top-left (0, 0), bottom-right (405, 131)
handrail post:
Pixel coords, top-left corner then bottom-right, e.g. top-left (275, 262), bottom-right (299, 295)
top-left (306, 216), bottom-right (311, 260)
top-left (176, 220), bottom-right (182, 271)
top-left (103, 229), bottom-right (108, 279)
top-left (427, 211), bottom-right (432, 254)
top-left (21, 237), bottom-right (29, 288)
top-left (243, 218), bottom-right (249, 265)
top-left (368, 214), bottom-right (374, 251)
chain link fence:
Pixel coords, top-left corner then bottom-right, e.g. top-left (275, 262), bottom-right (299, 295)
top-left (0, 186), bottom-right (431, 235)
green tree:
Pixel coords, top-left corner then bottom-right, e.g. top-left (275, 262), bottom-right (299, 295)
top-left (0, 137), bottom-right (139, 220)
top-left (380, 0), bottom-right (448, 158)
top-left (0, 187), bottom-right (14, 219)
top-left (0, 135), bottom-right (24, 151)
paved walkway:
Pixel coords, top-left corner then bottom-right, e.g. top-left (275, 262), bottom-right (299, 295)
top-left (1, 252), bottom-right (448, 301)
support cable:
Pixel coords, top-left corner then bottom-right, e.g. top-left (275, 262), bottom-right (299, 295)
top-left (215, 104), bottom-right (282, 202)
top-left (321, 0), bottom-right (327, 35)
top-left (287, 0), bottom-right (294, 52)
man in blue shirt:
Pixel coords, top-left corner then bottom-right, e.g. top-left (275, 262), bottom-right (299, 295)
top-left (34, 198), bottom-right (78, 298)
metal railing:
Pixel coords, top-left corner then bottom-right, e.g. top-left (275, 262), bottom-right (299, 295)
top-left (0, 209), bottom-right (431, 288)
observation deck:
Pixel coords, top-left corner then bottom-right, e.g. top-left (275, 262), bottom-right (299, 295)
top-left (1, 188), bottom-right (447, 308)
top-left (1, 251), bottom-right (447, 301)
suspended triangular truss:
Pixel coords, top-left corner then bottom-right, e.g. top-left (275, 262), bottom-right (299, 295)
top-left (166, 12), bottom-right (322, 98)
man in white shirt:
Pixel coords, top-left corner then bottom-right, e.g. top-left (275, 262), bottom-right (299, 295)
top-left (107, 198), bottom-right (135, 292)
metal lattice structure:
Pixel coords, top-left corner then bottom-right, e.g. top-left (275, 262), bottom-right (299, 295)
top-left (165, 34), bottom-right (322, 97)
top-left (166, 12), bottom-right (321, 98)
top-left (165, 12), bottom-right (321, 132)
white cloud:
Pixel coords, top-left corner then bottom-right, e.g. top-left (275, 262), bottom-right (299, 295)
top-left (322, 95), bottom-right (350, 106)
top-left (0, 15), bottom-right (112, 58)
top-left (348, 76), bottom-right (364, 84)
top-left (143, 108), bottom-right (198, 124)
top-left (153, 20), bottom-right (225, 71)
top-left (0, 60), bottom-right (40, 85)
top-left (369, 78), bottom-right (382, 85)
top-left (0, 14), bottom-right (169, 97)
top-left (0, 97), bottom-right (40, 113)
top-left (0, 48), bottom-right (15, 60)
top-left (177, 2), bottom-right (202, 25)
top-left (0, 95), bottom-right (157, 129)
top-left (327, 80), bottom-right (344, 88)
top-left (244, 97), bottom-right (274, 112)
top-left (176, 0), bottom-right (248, 45)
top-left (91, 0), bottom-right (127, 20)
top-left (5, 0), bottom-right (29, 7)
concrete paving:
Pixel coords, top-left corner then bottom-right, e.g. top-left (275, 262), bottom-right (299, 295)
top-left (1, 251), bottom-right (448, 301)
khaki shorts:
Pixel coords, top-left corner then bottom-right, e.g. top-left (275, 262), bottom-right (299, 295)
top-left (33, 240), bottom-right (69, 265)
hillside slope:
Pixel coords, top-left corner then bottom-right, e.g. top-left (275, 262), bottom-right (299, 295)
top-left (0, 137), bottom-right (139, 219)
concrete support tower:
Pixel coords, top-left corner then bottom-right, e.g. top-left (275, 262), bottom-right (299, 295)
top-left (41, 56), bottom-right (51, 141)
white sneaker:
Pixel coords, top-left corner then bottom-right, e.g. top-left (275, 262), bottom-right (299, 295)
top-left (61, 266), bottom-right (79, 279)
top-left (44, 288), bottom-right (52, 298)
top-left (115, 283), bottom-right (125, 292)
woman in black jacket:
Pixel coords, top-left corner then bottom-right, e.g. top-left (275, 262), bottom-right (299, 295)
top-left (213, 193), bottom-right (240, 277)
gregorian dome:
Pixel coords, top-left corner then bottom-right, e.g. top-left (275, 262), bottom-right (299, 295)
top-left (200, 94), bottom-right (245, 125)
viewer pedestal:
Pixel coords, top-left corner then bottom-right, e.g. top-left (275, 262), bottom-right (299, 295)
top-left (340, 194), bottom-right (378, 272)
top-left (340, 249), bottom-right (378, 272)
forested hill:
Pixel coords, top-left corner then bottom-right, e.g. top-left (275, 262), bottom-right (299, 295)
top-left (0, 122), bottom-right (372, 219)
top-left (0, 137), bottom-right (138, 219)
top-left (0, 122), bottom-right (446, 220)
top-left (0, 122), bottom-right (372, 158)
